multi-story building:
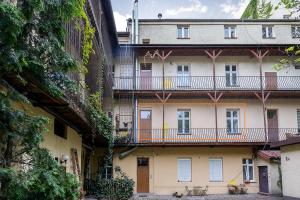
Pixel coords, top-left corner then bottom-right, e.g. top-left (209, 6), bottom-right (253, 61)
top-left (1, 0), bottom-right (117, 188)
top-left (113, 15), bottom-right (300, 195)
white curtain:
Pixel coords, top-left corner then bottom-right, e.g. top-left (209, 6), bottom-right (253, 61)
top-left (209, 159), bottom-right (223, 181)
top-left (178, 159), bottom-right (191, 182)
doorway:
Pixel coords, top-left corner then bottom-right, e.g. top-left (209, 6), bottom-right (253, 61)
top-left (267, 109), bottom-right (279, 142)
top-left (139, 110), bottom-right (152, 143)
top-left (140, 63), bottom-right (152, 90)
top-left (137, 157), bottom-right (149, 193)
top-left (265, 72), bottom-right (278, 90)
top-left (259, 166), bottom-right (269, 193)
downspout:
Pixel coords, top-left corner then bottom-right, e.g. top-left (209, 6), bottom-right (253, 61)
top-left (131, 10), bottom-right (134, 44)
top-left (134, 0), bottom-right (139, 44)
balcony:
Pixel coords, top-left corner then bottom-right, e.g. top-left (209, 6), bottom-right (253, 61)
top-left (114, 128), bottom-right (299, 146)
top-left (114, 76), bottom-right (300, 91)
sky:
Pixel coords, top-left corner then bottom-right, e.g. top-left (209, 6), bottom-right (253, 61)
top-left (111, 0), bottom-right (290, 31)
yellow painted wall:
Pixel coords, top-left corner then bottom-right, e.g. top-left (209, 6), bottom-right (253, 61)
top-left (113, 147), bottom-right (259, 195)
top-left (281, 143), bottom-right (300, 198)
top-left (14, 102), bottom-right (82, 175)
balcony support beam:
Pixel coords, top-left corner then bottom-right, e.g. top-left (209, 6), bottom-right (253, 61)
top-left (205, 49), bottom-right (223, 142)
top-left (250, 49), bottom-right (269, 142)
top-left (144, 49), bottom-right (173, 143)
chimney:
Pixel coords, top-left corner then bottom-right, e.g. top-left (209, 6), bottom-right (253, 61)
top-left (158, 13), bottom-right (162, 19)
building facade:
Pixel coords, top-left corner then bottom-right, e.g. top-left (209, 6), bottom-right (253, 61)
top-left (113, 18), bottom-right (300, 195)
top-left (1, 0), bottom-right (117, 189)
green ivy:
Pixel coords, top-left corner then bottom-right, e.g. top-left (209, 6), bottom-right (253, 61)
top-left (86, 92), bottom-right (114, 163)
top-left (95, 167), bottom-right (134, 200)
top-left (0, 0), bottom-right (95, 97)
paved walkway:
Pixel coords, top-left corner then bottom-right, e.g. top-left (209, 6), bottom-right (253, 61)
top-left (85, 194), bottom-right (300, 200)
top-left (131, 194), bottom-right (286, 200)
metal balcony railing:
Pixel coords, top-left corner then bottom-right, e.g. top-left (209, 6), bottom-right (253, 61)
top-left (113, 76), bottom-right (300, 91)
top-left (114, 128), bottom-right (299, 144)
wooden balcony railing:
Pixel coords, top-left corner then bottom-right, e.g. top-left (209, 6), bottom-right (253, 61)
top-left (114, 128), bottom-right (299, 145)
top-left (113, 76), bottom-right (300, 91)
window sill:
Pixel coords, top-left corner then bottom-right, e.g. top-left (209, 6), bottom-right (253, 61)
top-left (178, 180), bottom-right (192, 183)
top-left (209, 180), bottom-right (223, 182)
top-left (178, 133), bottom-right (192, 135)
top-left (244, 180), bottom-right (256, 183)
top-left (224, 37), bottom-right (238, 39)
top-left (177, 37), bottom-right (190, 39)
top-left (227, 132), bottom-right (242, 135)
top-left (262, 37), bottom-right (276, 39)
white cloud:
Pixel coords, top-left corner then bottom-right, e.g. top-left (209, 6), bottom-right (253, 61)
top-left (113, 11), bottom-right (131, 31)
top-left (165, 0), bottom-right (207, 17)
top-left (220, 0), bottom-right (250, 18)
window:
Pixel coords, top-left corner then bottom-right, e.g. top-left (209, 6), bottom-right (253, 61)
top-left (297, 110), bottom-right (300, 133)
top-left (262, 25), bottom-right (275, 38)
top-left (292, 26), bottom-right (300, 38)
top-left (177, 65), bottom-right (190, 87)
top-left (243, 159), bottom-right (254, 181)
top-left (54, 118), bottom-right (67, 138)
top-left (142, 38), bottom-right (150, 44)
top-left (177, 26), bottom-right (189, 38)
top-left (224, 25), bottom-right (237, 39)
top-left (226, 109), bottom-right (240, 134)
top-left (101, 165), bottom-right (113, 179)
top-left (178, 158), bottom-right (191, 182)
top-left (177, 110), bottom-right (190, 134)
top-left (225, 64), bottom-right (237, 86)
top-left (209, 158), bottom-right (223, 181)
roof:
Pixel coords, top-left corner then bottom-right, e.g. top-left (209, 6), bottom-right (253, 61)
top-left (271, 135), bottom-right (300, 147)
top-left (134, 18), bottom-right (300, 23)
top-left (100, 0), bottom-right (118, 48)
top-left (257, 150), bottom-right (281, 162)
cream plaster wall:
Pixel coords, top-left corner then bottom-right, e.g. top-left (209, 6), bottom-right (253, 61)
top-left (113, 147), bottom-right (259, 195)
top-left (136, 22), bottom-right (300, 45)
top-left (15, 102), bottom-right (83, 174)
top-left (137, 99), bottom-right (300, 130)
top-left (281, 144), bottom-right (300, 198)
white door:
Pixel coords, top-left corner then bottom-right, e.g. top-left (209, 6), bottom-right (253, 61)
top-left (177, 65), bottom-right (190, 87)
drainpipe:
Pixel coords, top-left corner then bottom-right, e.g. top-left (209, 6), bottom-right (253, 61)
top-left (134, 0), bottom-right (139, 44)
top-left (134, 98), bottom-right (138, 143)
top-left (131, 10), bottom-right (134, 44)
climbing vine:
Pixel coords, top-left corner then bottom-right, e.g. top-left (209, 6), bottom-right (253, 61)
top-left (86, 92), bottom-right (114, 163)
top-left (0, 0), bottom-right (95, 97)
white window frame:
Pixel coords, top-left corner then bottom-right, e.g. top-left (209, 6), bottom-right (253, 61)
top-left (262, 25), bottom-right (275, 39)
top-left (177, 64), bottom-right (190, 87)
top-left (225, 64), bottom-right (238, 86)
top-left (209, 158), bottom-right (223, 182)
top-left (243, 159), bottom-right (254, 181)
top-left (291, 26), bottom-right (300, 38)
top-left (224, 25), bottom-right (237, 39)
top-left (177, 26), bottom-right (189, 38)
top-left (177, 158), bottom-right (192, 182)
top-left (226, 109), bottom-right (240, 134)
top-left (177, 109), bottom-right (191, 134)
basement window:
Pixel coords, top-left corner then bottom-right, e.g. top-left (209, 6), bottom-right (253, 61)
top-left (54, 118), bottom-right (67, 139)
top-left (142, 38), bottom-right (150, 44)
